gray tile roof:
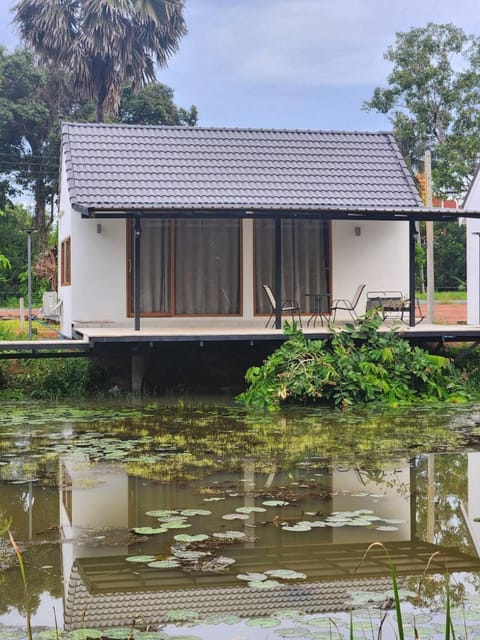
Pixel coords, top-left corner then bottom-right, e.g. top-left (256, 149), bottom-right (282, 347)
top-left (61, 122), bottom-right (423, 212)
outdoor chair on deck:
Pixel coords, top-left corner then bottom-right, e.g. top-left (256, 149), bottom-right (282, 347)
top-left (262, 284), bottom-right (302, 328)
top-left (329, 284), bottom-right (366, 322)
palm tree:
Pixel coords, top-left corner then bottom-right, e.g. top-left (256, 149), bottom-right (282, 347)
top-left (13, 0), bottom-right (187, 122)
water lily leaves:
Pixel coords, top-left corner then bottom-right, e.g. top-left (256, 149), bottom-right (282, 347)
top-left (174, 533), bottom-right (209, 543)
top-left (237, 572), bottom-right (268, 582)
top-left (180, 509), bottom-right (212, 516)
top-left (148, 559), bottom-right (181, 569)
top-left (265, 569), bottom-right (307, 580)
top-left (263, 500), bottom-right (289, 507)
top-left (235, 506), bottom-right (267, 514)
top-left (376, 525), bottom-right (400, 531)
top-left (132, 526), bottom-right (167, 535)
top-left (166, 609), bottom-right (200, 622)
top-left (212, 530), bottom-right (246, 539)
top-left (222, 512), bottom-right (249, 520)
top-left (282, 522), bottom-right (312, 532)
top-left (161, 520), bottom-right (192, 529)
top-left (146, 509), bottom-right (178, 517)
top-left (69, 630), bottom-right (103, 640)
top-left (125, 554), bottom-right (157, 563)
top-left (246, 616), bottom-right (281, 627)
top-left (204, 613), bottom-right (241, 625)
top-left (172, 549), bottom-right (209, 560)
top-left (203, 497), bottom-right (225, 502)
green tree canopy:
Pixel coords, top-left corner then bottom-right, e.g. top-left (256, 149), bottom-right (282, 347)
top-left (0, 47), bottom-right (72, 237)
top-left (14, 0), bottom-right (187, 123)
top-left (364, 23), bottom-right (480, 198)
top-left (0, 46), bottom-right (197, 241)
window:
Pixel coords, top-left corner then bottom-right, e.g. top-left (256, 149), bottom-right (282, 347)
top-left (61, 237), bottom-right (71, 286)
top-left (254, 219), bottom-right (330, 314)
top-left (130, 218), bottom-right (241, 315)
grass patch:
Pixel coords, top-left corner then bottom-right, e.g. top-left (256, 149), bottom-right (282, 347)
top-left (416, 291), bottom-right (466, 302)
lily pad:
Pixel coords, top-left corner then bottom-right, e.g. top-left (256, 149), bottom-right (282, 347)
top-left (212, 530), bottom-right (246, 539)
top-left (166, 609), bottom-right (200, 622)
top-left (222, 512), bottom-right (249, 520)
top-left (180, 509), bottom-right (212, 516)
top-left (237, 572), bottom-right (268, 581)
top-left (69, 630), bottom-right (103, 640)
top-left (376, 525), bottom-right (400, 531)
top-left (146, 509), bottom-right (178, 517)
top-left (265, 569), bottom-right (307, 580)
top-left (174, 533), bottom-right (209, 543)
top-left (282, 522), bottom-right (312, 532)
top-left (125, 554), bottom-right (157, 563)
top-left (204, 613), bottom-right (241, 625)
top-left (235, 506), bottom-right (267, 514)
top-left (132, 526), bottom-right (167, 535)
top-left (148, 559), bottom-right (181, 568)
top-left (263, 500), bottom-right (289, 507)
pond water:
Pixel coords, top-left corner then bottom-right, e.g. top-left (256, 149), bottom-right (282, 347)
top-left (2, 399), bottom-right (480, 639)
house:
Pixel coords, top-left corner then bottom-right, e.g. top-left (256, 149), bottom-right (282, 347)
top-left (58, 123), bottom-right (462, 339)
top-left (465, 170), bottom-right (480, 324)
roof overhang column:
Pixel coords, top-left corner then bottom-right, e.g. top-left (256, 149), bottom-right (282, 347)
top-left (274, 217), bottom-right (282, 329)
top-left (133, 215), bottom-right (142, 331)
top-left (409, 220), bottom-right (417, 327)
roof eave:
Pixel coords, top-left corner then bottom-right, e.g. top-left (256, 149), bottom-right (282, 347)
top-left (75, 203), bottom-right (479, 221)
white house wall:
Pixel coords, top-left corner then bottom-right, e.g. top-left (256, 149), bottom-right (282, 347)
top-left (331, 220), bottom-right (410, 319)
top-left (465, 179), bottom-right (480, 324)
top-left (59, 212), bottom-right (410, 332)
top-left (58, 156), bottom-right (73, 337)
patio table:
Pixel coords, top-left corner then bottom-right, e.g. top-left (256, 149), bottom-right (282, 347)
top-left (304, 292), bottom-right (330, 327)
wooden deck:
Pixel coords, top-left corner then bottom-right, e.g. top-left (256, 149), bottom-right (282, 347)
top-left (0, 320), bottom-right (479, 359)
top-left (75, 321), bottom-right (480, 345)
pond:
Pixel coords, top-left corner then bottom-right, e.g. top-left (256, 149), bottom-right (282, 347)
top-left (2, 399), bottom-right (480, 639)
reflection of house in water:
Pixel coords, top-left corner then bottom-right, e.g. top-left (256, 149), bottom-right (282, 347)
top-left (60, 455), bottom-right (480, 631)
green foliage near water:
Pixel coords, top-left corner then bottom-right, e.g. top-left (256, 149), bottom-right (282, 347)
top-left (238, 314), bottom-right (469, 410)
top-left (0, 357), bottom-right (101, 400)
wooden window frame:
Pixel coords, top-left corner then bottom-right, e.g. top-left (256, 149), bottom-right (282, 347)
top-left (61, 237), bottom-right (71, 286)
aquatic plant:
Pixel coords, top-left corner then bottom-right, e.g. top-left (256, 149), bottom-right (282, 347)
top-left (238, 314), bottom-right (470, 409)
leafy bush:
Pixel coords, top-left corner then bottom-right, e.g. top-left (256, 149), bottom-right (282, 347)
top-left (237, 314), bottom-right (469, 410)
top-left (0, 358), bottom-right (101, 400)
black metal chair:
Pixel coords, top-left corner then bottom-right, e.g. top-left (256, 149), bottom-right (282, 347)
top-left (330, 284), bottom-right (366, 322)
top-left (262, 284), bottom-right (302, 328)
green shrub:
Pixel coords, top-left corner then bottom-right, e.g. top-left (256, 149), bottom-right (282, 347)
top-left (0, 357), bottom-right (101, 400)
top-left (237, 314), bottom-right (469, 410)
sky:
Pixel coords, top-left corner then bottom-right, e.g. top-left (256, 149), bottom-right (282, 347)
top-left (1, 0), bottom-right (480, 132)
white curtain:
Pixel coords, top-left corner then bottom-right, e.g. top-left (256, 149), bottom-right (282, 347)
top-left (255, 219), bottom-right (329, 313)
top-left (140, 219), bottom-right (170, 313)
top-left (175, 219), bottom-right (240, 314)
top-left (137, 218), bottom-right (240, 315)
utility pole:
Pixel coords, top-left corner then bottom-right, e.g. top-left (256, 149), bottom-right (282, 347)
top-left (425, 150), bottom-right (435, 323)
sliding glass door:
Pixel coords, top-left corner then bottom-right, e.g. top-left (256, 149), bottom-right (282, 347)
top-left (255, 219), bottom-right (330, 314)
top-left (130, 218), bottom-right (241, 315)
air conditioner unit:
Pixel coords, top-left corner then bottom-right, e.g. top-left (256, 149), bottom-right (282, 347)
top-left (42, 291), bottom-right (61, 319)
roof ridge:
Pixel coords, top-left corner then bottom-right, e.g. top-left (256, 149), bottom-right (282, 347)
top-left (62, 121), bottom-right (393, 136)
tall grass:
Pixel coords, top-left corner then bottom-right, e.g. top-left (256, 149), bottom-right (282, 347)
top-left (353, 542), bottom-right (454, 640)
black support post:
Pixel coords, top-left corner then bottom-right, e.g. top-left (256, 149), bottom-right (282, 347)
top-left (133, 216), bottom-right (142, 331)
top-left (409, 220), bottom-right (416, 327)
top-left (274, 218), bottom-right (282, 329)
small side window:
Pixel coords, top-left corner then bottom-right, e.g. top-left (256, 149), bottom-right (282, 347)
top-left (61, 237), bottom-right (71, 286)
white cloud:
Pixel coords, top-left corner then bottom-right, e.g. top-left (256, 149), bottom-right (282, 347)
top-left (186, 0), bottom-right (480, 89)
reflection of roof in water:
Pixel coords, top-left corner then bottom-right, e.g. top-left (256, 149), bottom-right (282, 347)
top-left (64, 541), bottom-right (480, 630)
